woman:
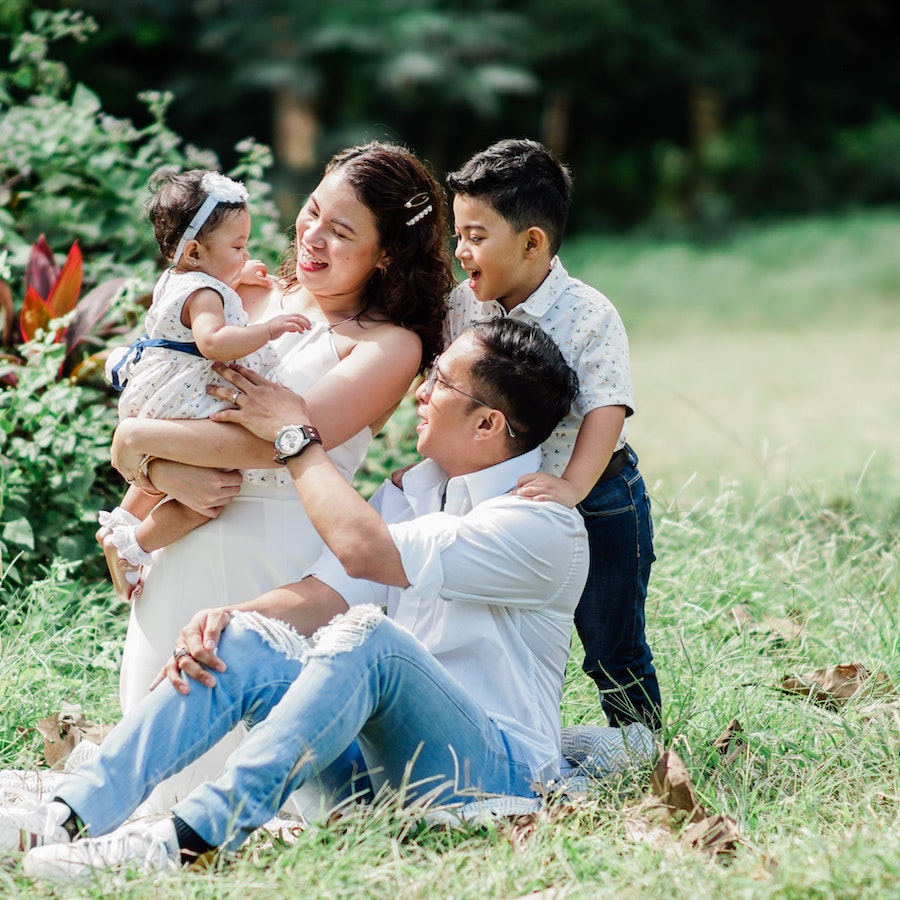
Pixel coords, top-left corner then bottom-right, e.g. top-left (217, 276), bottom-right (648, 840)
top-left (109, 142), bottom-right (452, 810)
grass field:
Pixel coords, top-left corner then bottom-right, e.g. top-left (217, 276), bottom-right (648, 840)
top-left (1, 211), bottom-right (898, 897)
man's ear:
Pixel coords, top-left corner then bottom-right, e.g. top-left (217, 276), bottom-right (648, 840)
top-left (473, 409), bottom-right (508, 440)
top-left (523, 226), bottom-right (549, 259)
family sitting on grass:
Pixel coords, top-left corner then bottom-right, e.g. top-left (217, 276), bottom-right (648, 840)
top-left (0, 139), bottom-right (660, 880)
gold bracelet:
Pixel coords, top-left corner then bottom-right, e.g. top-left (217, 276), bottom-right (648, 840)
top-left (134, 454), bottom-right (165, 497)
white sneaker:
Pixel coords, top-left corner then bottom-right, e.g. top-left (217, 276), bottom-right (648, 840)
top-left (24, 817), bottom-right (180, 882)
top-left (0, 769), bottom-right (67, 801)
top-left (0, 797), bottom-right (71, 853)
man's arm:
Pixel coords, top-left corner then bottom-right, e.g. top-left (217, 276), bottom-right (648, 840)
top-left (159, 576), bottom-right (350, 694)
top-left (210, 362), bottom-right (411, 587)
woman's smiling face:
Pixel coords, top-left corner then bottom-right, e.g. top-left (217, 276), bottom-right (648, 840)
top-left (293, 171), bottom-right (389, 304)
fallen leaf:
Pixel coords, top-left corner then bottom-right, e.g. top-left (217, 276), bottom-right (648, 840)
top-left (712, 719), bottom-right (747, 766)
top-left (681, 813), bottom-right (743, 858)
top-left (729, 605), bottom-right (804, 641)
top-left (782, 663), bottom-right (894, 709)
top-left (650, 750), bottom-right (706, 824)
top-left (36, 702), bottom-right (113, 767)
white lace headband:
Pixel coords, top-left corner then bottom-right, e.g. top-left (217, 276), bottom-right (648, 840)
top-left (173, 172), bottom-right (249, 263)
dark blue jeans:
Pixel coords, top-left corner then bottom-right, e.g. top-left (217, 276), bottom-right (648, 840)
top-left (575, 444), bottom-right (661, 729)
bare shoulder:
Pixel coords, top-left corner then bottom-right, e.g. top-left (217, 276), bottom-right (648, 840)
top-left (336, 316), bottom-right (423, 367)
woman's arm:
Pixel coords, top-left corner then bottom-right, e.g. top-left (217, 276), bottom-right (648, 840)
top-left (111, 320), bottom-right (422, 478)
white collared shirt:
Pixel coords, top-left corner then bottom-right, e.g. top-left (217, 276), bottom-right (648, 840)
top-left (444, 257), bottom-right (634, 476)
top-left (307, 449), bottom-right (589, 784)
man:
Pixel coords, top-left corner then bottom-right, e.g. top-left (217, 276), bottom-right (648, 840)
top-left (1, 318), bottom-right (595, 879)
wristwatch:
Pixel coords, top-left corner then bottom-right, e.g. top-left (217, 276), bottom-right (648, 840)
top-left (273, 424), bottom-right (322, 463)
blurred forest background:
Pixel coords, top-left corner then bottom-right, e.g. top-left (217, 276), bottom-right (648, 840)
top-left (6, 0), bottom-right (900, 233)
top-left (2, 0), bottom-right (900, 582)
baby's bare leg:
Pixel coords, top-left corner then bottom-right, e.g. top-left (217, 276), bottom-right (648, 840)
top-left (134, 499), bottom-right (210, 553)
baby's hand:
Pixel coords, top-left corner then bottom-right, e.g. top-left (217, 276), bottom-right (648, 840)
top-left (240, 259), bottom-right (273, 288)
top-left (515, 472), bottom-right (580, 508)
top-left (267, 312), bottom-right (312, 339)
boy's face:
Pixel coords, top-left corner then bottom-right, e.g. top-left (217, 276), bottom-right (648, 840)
top-left (452, 194), bottom-right (546, 312)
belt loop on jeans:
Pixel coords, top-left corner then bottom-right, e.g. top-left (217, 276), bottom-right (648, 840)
top-left (597, 447), bottom-right (628, 484)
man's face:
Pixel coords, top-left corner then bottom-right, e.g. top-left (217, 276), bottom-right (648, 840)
top-left (414, 333), bottom-right (489, 475)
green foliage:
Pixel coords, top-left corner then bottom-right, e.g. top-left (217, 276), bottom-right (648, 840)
top-left (0, 332), bottom-right (120, 589)
top-left (0, 9), bottom-right (287, 297)
top-left (1, 476), bottom-right (899, 896)
top-left (353, 396), bottom-right (422, 499)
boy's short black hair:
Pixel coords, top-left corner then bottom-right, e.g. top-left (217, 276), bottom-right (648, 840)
top-left (446, 139), bottom-right (573, 255)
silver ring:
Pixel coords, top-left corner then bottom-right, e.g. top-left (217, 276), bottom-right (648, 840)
top-left (173, 647), bottom-right (190, 664)
top-left (231, 389), bottom-right (241, 406)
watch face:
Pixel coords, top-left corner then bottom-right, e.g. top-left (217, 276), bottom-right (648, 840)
top-left (276, 427), bottom-right (306, 457)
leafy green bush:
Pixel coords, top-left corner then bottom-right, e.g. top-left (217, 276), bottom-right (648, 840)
top-left (0, 10), bottom-right (290, 589)
top-left (0, 9), bottom-right (287, 298)
top-left (0, 332), bottom-right (120, 589)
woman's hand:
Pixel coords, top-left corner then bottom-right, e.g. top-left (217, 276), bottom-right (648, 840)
top-left (150, 607), bottom-right (232, 694)
top-left (149, 459), bottom-right (243, 517)
top-left (210, 363), bottom-right (312, 442)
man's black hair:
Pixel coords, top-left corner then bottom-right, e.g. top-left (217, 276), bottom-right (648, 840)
top-left (469, 318), bottom-right (578, 452)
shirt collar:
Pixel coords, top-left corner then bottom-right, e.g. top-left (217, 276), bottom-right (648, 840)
top-left (514, 255), bottom-right (567, 318)
top-left (402, 448), bottom-right (543, 516)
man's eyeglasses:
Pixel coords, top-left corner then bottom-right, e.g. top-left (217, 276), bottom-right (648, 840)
top-left (423, 360), bottom-right (517, 439)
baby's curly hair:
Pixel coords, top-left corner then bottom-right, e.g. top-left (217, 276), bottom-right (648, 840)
top-left (146, 168), bottom-right (248, 261)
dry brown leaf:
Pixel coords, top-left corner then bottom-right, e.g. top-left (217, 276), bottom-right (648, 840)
top-left (650, 750), bottom-right (707, 824)
top-left (781, 663), bottom-right (894, 709)
top-left (681, 813), bottom-right (743, 858)
top-left (36, 701), bottom-right (114, 767)
top-left (729, 605), bottom-right (803, 641)
top-left (712, 718), bottom-right (748, 767)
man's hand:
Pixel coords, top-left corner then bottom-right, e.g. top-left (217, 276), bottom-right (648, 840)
top-left (514, 472), bottom-right (581, 508)
top-left (150, 607), bottom-right (232, 695)
top-left (209, 363), bottom-right (311, 443)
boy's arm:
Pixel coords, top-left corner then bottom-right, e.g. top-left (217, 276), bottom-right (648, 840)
top-left (515, 405), bottom-right (626, 507)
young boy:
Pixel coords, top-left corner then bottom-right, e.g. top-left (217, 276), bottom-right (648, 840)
top-left (444, 138), bottom-right (661, 729)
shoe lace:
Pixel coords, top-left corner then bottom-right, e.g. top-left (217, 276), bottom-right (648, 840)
top-left (76, 828), bottom-right (175, 873)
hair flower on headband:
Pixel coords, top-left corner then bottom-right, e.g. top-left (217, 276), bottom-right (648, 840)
top-left (173, 172), bottom-right (249, 262)
top-left (200, 172), bottom-right (249, 204)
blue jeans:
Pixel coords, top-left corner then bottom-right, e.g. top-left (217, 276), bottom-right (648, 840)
top-left (575, 444), bottom-right (661, 729)
top-left (55, 609), bottom-right (537, 851)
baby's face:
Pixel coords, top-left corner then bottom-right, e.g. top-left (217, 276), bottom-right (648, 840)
top-left (197, 208), bottom-right (251, 288)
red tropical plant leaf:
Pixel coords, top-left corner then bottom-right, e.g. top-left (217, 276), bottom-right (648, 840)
top-left (25, 234), bottom-right (59, 301)
top-left (64, 277), bottom-right (126, 356)
top-left (0, 278), bottom-right (12, 346)
top-left (19, 286), bottom-right (53, 342)
top-left (47, 241), bottom-right (82, 318)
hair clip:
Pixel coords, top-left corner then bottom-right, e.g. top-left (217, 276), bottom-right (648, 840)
top-left (405, 204), bottom-right (433, 226)
top-left (404, 191), bottom-right (430, 209)
top-left (404, 192), bottom-right (433, 226)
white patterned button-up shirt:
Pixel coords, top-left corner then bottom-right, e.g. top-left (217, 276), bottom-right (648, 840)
top-left (444, 257), bottom-right (634, 477)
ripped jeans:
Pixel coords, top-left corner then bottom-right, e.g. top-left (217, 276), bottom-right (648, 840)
top-left (55, 608), bottom-right (537, 851)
